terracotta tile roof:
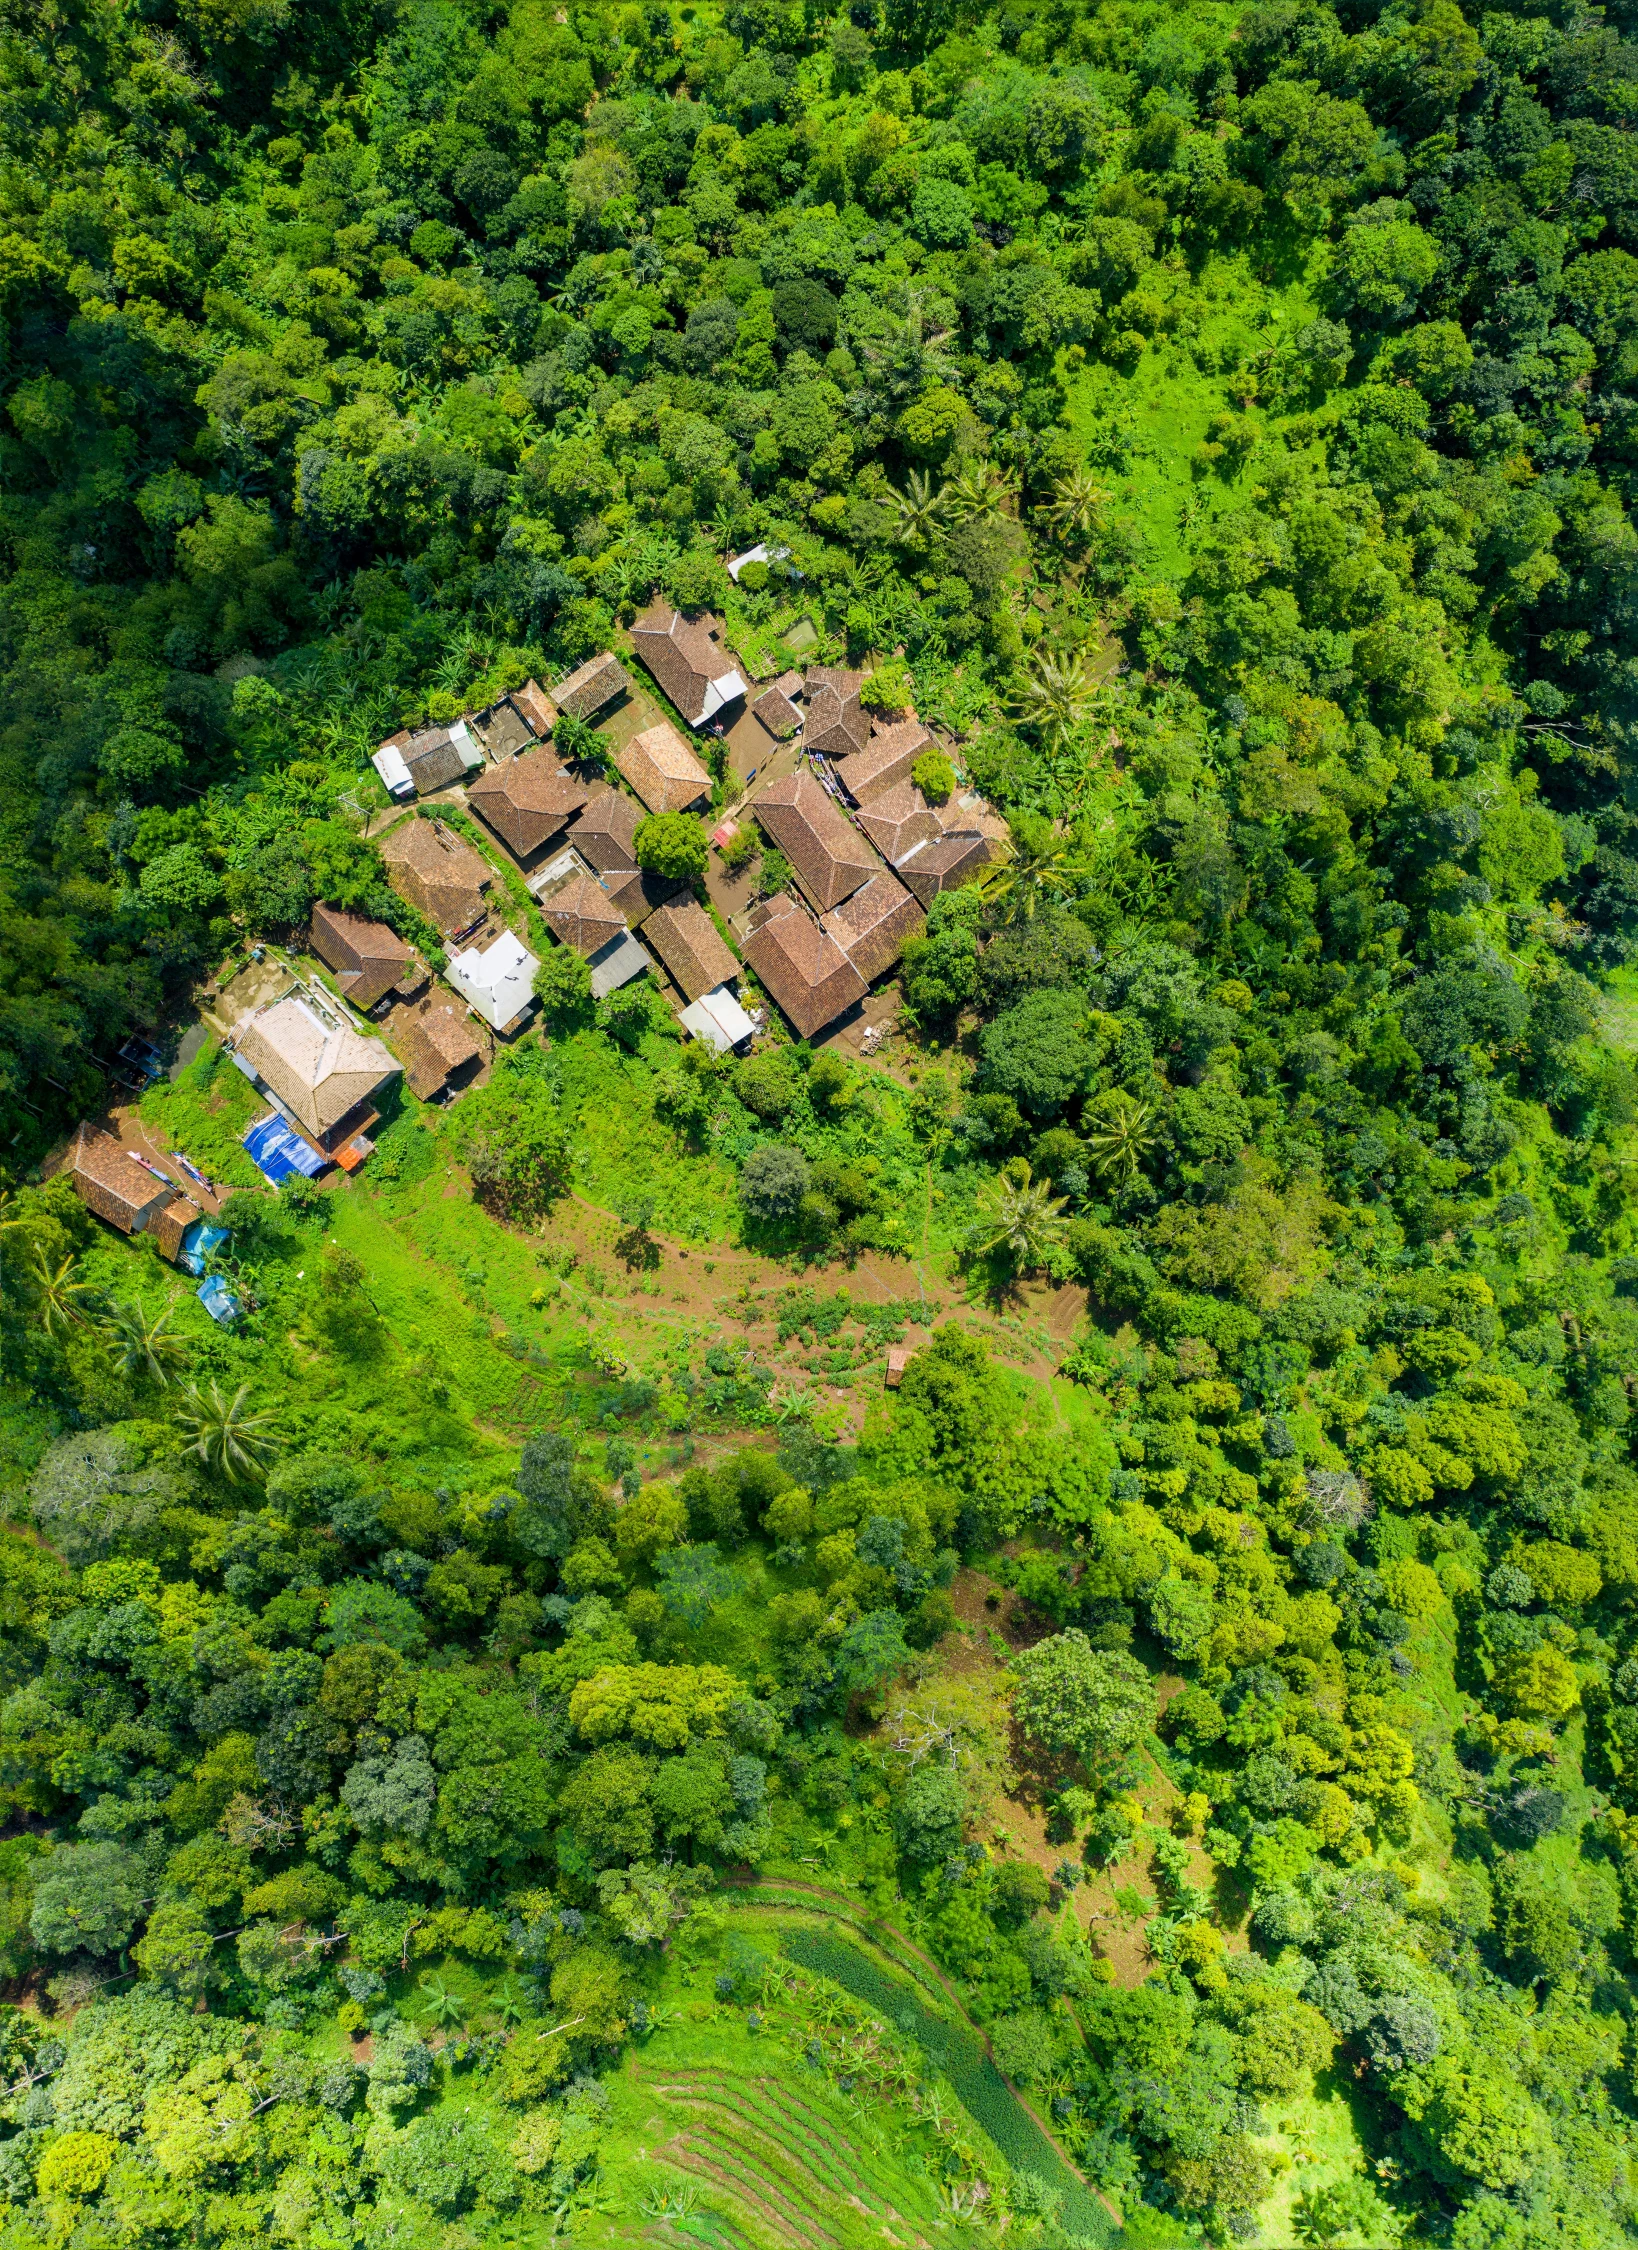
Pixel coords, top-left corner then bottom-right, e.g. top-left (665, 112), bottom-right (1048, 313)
top-left (61, 1123), bottom-right (170, 1233)
top-left (822, 870), bottom-right (925, 983)
top-left (237, 996), bottom-right (401, 1143)
top-left (601, 866), bottom-right (683, 926)
top-left (896, 829), bottom-right (991, 905)
top-left (742, 893), bottom-right (866, 1039)
top-left (614, 720), bottom-right (713, 815)
top-left (402, 726), bottom-right (467, 794)
top-left (309, 904), bottom-right (415, 1011)
top-left (379, 817), bottom-right (491, 934)
top-left (630, 603), bottom-right (746, 726)
top-left (855, 781), bottom-right (945, 868)
top-left (752, 769), bottom-right (878, 912)
top-left (554, 651), bottom-right (630, 720)
top-left (398, 1004), bottom-right (487, 1099)
top-left (152, 1195), bottom-right (202, 1264)
top-left (752, 685), bottom-right (801, 740)
top-left (804, 666), bottom-right (869, 761)
top-left (836, 716), bottom-right (934, 807)
top-left (645, 898), bottom-right (739, 1001)
top-left (512, 678), bottom-right (558, 737)
top-left (543, 872), bottom-right (629, 956)
top-left (468, 747), bottom-right (590, 859)
top-left (568, 785), bottom-right (641, 871)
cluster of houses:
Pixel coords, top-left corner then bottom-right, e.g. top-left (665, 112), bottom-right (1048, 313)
top-left (52, 596), bottom-right (1008, 1257)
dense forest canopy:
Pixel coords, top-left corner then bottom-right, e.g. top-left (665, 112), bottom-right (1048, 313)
top-left (8, 0), bottom-right (1638, 2245)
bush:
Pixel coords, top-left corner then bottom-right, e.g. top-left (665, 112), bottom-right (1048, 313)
top-left (735, 1048), bottom-right (798, 1119)
top-left (912, 746), bottom-right (955, 800)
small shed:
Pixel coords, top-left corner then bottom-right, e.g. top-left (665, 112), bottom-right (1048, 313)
top-left (885, 1345), bottom-right (912, 1388)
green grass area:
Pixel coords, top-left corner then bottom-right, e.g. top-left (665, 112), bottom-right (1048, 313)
top-left (137, 1039), bottom-right (266, 1191)
top-left (1250, 2072), bottom-right (1376, 2250)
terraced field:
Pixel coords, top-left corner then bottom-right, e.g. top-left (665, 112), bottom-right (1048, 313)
top-left (631, 2062), bottom-right (943, 2250)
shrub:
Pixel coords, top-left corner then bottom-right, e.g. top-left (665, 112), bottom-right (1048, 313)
top-left (739, 1143), bottom-right (810, 1222)
top-left (634, 810), bottom-right (708, 880)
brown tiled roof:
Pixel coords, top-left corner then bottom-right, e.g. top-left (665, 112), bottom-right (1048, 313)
top-left (601, 866), bottom-right (683, 926)
top-left (310, 904), bottom-right (414, 1011)
top-left (512, 679), bottom-right (558, 737)
top-left (402, 727), bottom-right (466, 795)
top-left (805, 667), bottom-right (869, 761)
top-left (752, 769), bottom-right (878, 912)
top-left (822, 870), bottom-right (924, 983)
top-left (897, 829), bottom-right (991, 905)
top-left (554, 651), bottom-right (630, 720)
top-left (152, 1195), bottom-right (201, 1263)
top-left (855, 781), bottom-right (945, 868)
top-left (615, 721), bottom-right (712, 815)
top-left (379, 817), bottom-right (491, 934)
top-left (752, 685), bottom-right (800, 740)
top-left (471, 700), bottom-right (534, 760)
top-left (836, 716), bottom-right (934, 807)
top-left (645, 898), bottom-right (739, 1001)
top-left (568, 785), bottom-right (642, 872)
top-left (630, 604), bottom-right (744, 726)
top-left (543, 873), bottom-right (629, 956)
top-left (238, 997), bottom-right (400, 1143)
top-left (742, 893), bottom-right (866, 1039)
top-left (468, 747), bottom-right (590, 859)
top-left (61, 1124), bottom-right (170, 1233)
top-left (398, 1004), bottom-right (487, 1100)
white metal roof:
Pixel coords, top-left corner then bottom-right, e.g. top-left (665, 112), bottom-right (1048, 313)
top-left (372, 745), bottom-right (413, 796)
top-left (445, 928), bottom-right (540, 1029)
top-left (680, 983), bottom-right (757, 1053)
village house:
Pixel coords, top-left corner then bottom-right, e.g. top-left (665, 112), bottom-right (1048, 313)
top-left (644, 898), bottom-right (740, 1003)
top-left (629, 602), bottom-right (746, 727)
top-left (741, 894), bottom-right (867, 1039)
top-left (467, 748), bottom-right (590, 861)
top-left (835, 715), bottom-right (935, 807)
top-left (614, 720), bottom-right (713, 816)
top-left (804, 666), bottom-right (870, 762)
top-left (752, 770), bottom-right (878, 912)
top-left (397, 1003), bottom-right (488, 1100)
top-left (553, 651), bottom-right (630, 721)
top-left (379, 817), bottom-right (491, 936)
top-left (309, 904), bottom-right (426, 1013)
top-left (232, 994), bottom-right (401, 1155)
top-left (444, 930), bottom-right (539, 1034)
top-left (56, 1124), bottom-right (200, 1254)
top-left (567, 785), bottom-right (642, 872)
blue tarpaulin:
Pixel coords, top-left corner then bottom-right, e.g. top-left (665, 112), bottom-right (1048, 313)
top-left (243, 1112), bottom-right (325, 1186)
top-left (197, 1275), bottom-right (242, 1325)
top-left (177, 1219), bottom-right (230, 1278)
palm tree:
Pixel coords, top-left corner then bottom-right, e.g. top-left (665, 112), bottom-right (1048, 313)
top-left (492, 1974), bottom-right (529, 2030)
top-left (971, 1162), bottom-right (1069, 1275)
top-left (1039, 464), bottom-right (1111, 543)
top-left (102, 1298), bottom-right (189, 1390)
top-left (890, 469), bottom-right (949, 545)
top-left (27, 1250), bottom-right (98, 1340)
top-left (1084, 1093), bottom-right (1158, 1186)
top-left (943, 457), bottom-right (1011, 524)
top-left (176, 1381), bottom-right (283, 1482)
top-left (1013, 648), bottom-right (1099, 745)
top-left (979, 823), bottom-right (1087, 925)
top-left (419, 1972), bottom-right (466, 2033)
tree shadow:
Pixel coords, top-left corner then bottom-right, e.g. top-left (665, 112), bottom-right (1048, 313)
top-left (614, 1222), bottom-right (661, 1272)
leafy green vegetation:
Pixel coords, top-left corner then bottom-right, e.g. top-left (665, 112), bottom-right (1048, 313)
top-left (8, 0), bottom-right (1638, 2243)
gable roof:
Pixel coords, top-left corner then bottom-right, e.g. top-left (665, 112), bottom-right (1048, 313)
top-left (614, 720), bottom-right (713, 815)
top-left (554, 651), bottom-right (631, 720)
top-left (822, 870), bottom-right (924, 983)
top-left (309, 904), bottom-right (415, 1011)
top-left (512, 678), bottom-right (558, 737)
top-left (379, 817), bottom-right (491, 934)
top-left (742, 893), bottom-right (866, 1038)
top-left (61, 1123), bottom-right (171, 1233)
top-left (896, 828), bottom-right (991, 905)
top-left (237, 996), bottom-right (400, 1142)
top-left (567, 785), bottom-right (642, 871)
top-left (804, 666), bottom-right (870, 761)
top-left (752, 769), bottom-right (879, 911)
top-left (752, 684), bottom-right (801, 740)
top-left (854, 780), bottom-right (945, 868)
top-left (468, 747), bottom-right (590, 858)
top-left (402, 726), bottom-right (468, 795)
top-left (645, 898), bottom-right (739, 1001)
top-left (543, 872), bottom-right (629, 956)
top-left (398, 1004), bottom-right (487, 1099)
top-left (445, 928), bottom-right (540, 1031)
top-left (836, 716), bottom-right (934, 807)
top-left (630, 603), bottom-right (747, 726)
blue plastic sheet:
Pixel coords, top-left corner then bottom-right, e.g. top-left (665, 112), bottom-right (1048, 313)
top-left (243, 1112), bottom-right (325, 1185)
top-left (196, 1275), bottom-right (242, 1326)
